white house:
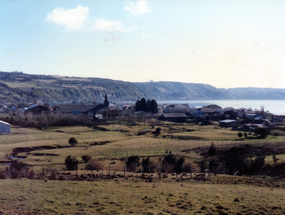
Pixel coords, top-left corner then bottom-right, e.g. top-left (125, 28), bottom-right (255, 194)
top-left (0, 120), bottom-right (11, 133)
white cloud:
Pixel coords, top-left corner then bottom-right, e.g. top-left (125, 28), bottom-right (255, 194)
top-left (46, 5), bottom-right (89, 31)
top-left (125, 0), bottom-right (149, 15)
top-left (141, 32), bottom-right (151, 38)
top-left (93, 18), bottom-right (138, 32)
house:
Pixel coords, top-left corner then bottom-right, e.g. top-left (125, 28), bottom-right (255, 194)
top-left (163, 104), bottom-right (189, 114)
top-left (219, 119), bottom-right (237, 128)
top-left (25, 104), bottom-right (50, 114)
top-left (0, 120), bottom-right (11, 133)
top-left (55, 95), bottom-right (110, 119)
top-left (159, 113), bottom-right (187, 122)
top-left (56, 104), bottom-right (97, 116)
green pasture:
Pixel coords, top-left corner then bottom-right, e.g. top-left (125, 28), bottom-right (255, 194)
top-left (1, 123), bottom-right (285, 171)
top-left (0, 177), bottom-right (284, 215)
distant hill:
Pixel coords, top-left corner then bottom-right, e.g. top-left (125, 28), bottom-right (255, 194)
top-left (0, 71), bottom-right (285, 103)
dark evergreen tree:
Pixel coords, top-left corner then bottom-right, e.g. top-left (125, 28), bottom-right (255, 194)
top-left (208, 143), bottom-right (217, 157)
top-left (150, 99), bottom-right (158, 113)
top-left (140, 98), bottom-right (147, 112)
top-left (135, 100), bottom-right (140, 111)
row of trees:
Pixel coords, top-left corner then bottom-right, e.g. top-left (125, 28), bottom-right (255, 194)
top-left (126, 153), bottom-right (194, 174)
top-left (125, 143), bottom-right (285, 178)
top-left (135, 98), bottom-right (158, 113)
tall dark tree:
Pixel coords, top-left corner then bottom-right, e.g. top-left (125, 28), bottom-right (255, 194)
top-left (135, 100), bottom-right (140, 111)
top-left (150, 99), bottom-right (158, 113)
top-left (208, 143), bottom-right (217, 157)
top-left (140, 98), bottom-right (147, 112)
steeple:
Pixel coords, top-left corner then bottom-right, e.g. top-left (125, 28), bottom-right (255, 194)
top-left (104, 94), bottom-right (109, 107)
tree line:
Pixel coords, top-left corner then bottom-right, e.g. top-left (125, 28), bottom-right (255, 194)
top-left (135, 98), bottom-right (158, 113)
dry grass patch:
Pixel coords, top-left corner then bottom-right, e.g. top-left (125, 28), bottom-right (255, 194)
top-left (0, 179), bottom-right (284, 214)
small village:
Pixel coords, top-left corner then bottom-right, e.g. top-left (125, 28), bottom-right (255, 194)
top-left (0, 95), bottom-right (284, 136)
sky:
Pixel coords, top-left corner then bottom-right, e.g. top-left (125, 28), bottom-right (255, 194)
top-left (1, 0), bottom-right (285, 89)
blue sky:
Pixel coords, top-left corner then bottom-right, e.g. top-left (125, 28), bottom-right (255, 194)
top-left (1, 0), bottom-right (285, 88)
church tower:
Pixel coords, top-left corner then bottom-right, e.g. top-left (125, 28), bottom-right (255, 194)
top-left (104, 94), bottom-right (109, 107)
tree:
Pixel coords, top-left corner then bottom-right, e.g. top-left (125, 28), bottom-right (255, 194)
top-left (224, 146), bottom-right (251, 175)
top-left (208, 143), bottom-right (217, 157)
top-left (149, 100), bottom-right (158, 113)
top-left (175, 157), bottom-right (185, 173)
top-left (140, 98), bottom-right (147, 112)
top-left (126, 156), bottom-right (140, 172)
top-left (135, 100), bottom-right (140, 111)
top-left (81, 155), bottom-right (91, 163)
top-left (68, 137), bottom-right (78, 147)
top-left (208, 158), bottom-right (219, 175)
top-left (198, 158), bottom-right (207, 173)
top-left (142, 157), bottom-right (156, 173)
top-left (238, 132), bottom-right (243, 138)
top-left (162, 154), bottom-right (177, 173)
top-left (250, 155), bottom-right (265, 174)
top-left (65, 155), bottom-right (78, 171)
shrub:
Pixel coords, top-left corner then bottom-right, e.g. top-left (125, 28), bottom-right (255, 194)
top-left (126, 156), bottom-right (140, 172)
top-left (81, 155), bottom-right (91, 163)
top-left (208, 143), bottom-right (217, 157)
top-left (208, 158), bottom-right (220, 174)
top-left (254, 127), bottom-right (270, 139)
top-left (68, 137), bottom-right (78, 147)
top-left (65, 156), bottom-right (78, 171)
top-left (154, 127), bottom-right (161, 135)
top-left (9, 160), bottom-right (28, 179)
top-left (175, 157), bottom-right (185, 173)
top-left (86, 158), bottom-right (103, 174)
top-left (238, 132), bottom-right (243, 138)
top-left (224, 146), bottom-right (251, 175)
top-left (162, 154), bottom-right (177, 173)
top-left (0, 169), bottom-right (7, 179)
top-left (250, 155), bottom-right (265, 175)
top-left (183, 162), bottom-right (196, 173)
top-left (142, 158), bottom-right (156, 173)
top-left (198, 158), bottom-right (207, 173)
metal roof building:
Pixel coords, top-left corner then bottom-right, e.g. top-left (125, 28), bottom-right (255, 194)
top-left (0, 120), bottom-right (11, 133)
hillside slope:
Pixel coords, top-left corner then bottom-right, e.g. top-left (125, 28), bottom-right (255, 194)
top-left (1, 71), bottom-right (285, 103)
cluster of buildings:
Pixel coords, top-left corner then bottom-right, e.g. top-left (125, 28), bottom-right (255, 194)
top-left (157, 103), bottom-right (284, 131)
top-left (0, 96), bottom-right (284, 134)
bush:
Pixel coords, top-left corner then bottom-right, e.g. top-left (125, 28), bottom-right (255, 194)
top-left (208, 143), bottom-right (217, 157)
top-left (183, 162), bottom-right (196, 173)
top-left (9, 160), bottom-right (28, 179)
top-left (68, 137), bottom-right (78, 146)
top-left (65, 155), bottom-right (78, 171)
top-left (81, 155), bottom-right (91, 163)
top-left (254, 127), bottom-right (270, 139)
top-left (86, 158), bottom-right (103, 174)
top-left (198, 158), bottom-right (207, 173)
top-left (142, 158), bottom-right (156, 173)
top-left (154, 127), bottom-right (161, 135)
top-left (162, 154), bottom-right (185, 173)
top-left (126, 156), bottom-right (140, 172)
top-left (250, 155), bottom-right (265, 175)
top-left (162, 154), bottom-right (176, 173)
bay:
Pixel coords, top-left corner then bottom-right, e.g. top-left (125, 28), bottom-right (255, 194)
top-left (158, 100), bottom-right (285, 115)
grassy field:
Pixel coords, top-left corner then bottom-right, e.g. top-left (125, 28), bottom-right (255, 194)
top-left (1, 123), bottom-right (285, 170)
top-left (0, 176), bottom-right (285, 215)
top-left (0, 123), bottom-right (285, 214)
